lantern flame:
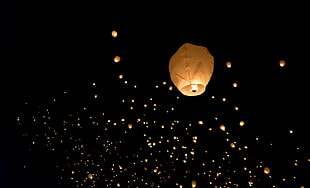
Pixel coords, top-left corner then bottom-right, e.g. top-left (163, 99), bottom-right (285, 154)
top-left (190, 84), bottom-right (198, 93)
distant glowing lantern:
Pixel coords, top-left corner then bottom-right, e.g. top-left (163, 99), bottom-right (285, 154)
top-left (220, 125), bottom-right (226, 131)
top-left (88, 173), bottom-right (93, 179)
top-left (112, 30), bottom-right (118, 37)
top-left (264, 167), bottom-right (270, 174)
top-left (230, 142), bottom-right (236, 148)
top-left (191, 180), bottom-right (197, 188)
top-left (226, 61), bottom-right (232, 68)
top-left (169, 43), bottom-right (214, 96)
top-left (279, 60), bottom-right (286, 67)
top-left (128, 123), bottom-right (133, 129)
top-left (114, 56), bottom-right (121, 63)
top-left (239, 121), bottom-right (245, 127)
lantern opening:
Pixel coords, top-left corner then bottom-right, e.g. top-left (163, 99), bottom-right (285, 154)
top-left (181, 84), bottom-right (205, 96)
top-left (190, 84), bottom-right (198, 93)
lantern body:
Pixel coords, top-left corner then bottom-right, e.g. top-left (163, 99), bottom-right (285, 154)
top-left (169, 43), bottom-right (214, 96)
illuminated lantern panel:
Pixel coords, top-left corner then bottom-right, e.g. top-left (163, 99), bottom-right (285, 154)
top-left (169, 43), bottom-right (214, 96)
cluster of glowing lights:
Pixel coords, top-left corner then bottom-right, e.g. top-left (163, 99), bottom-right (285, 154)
top-left (14, 29), bottom-right (304, 188)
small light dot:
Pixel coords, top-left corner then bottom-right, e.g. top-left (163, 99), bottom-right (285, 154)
top-left (88, 174), bottom-right (93, 179)
top-left (114, 56), bottom-right (121, 63)
top-left (239, 121), bottom-right (245, 126)
top-left (230, 143), bottom-right (236, 148)
top-left (233, 82), bottom-right (238, 87)
top-left (220, 125), bottom-right (226, 131)
top-left (226, 61), bottom-right (232, 68)
top-left (112, 30), bottom-right (118, 37)
top-left (119, 74), bottom-right (123, 79)
top-left (264, 167), bottom-right (270, 174)
top-left (279, 60), bottom-right (286, 67)
top-left (289, 130), bottom-right (293, 134)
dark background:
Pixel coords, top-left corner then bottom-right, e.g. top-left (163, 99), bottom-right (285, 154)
top-left (1, 1), bottom-right (309, 187)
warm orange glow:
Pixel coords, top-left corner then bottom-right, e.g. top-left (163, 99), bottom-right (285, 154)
top-left (191, 180), bottom-right (197, 188)
top-left (226, 61), bottom-right (232, 68)
top-left (264, 167), bottom-right (270, 174)
top-left (114, 56), bottom-right (121, 63)
top-left (88, 173), bottom-right (93, 179)
top-left (220, 125), bottom-right (226, 131)
top-left (230, 143), bottom-right (236, 148)
top-left (112, 30), bottom-right (118, 37)
top-left (279, 60), bottom-right (286, 67)
top-left (239, 121), bottom-right (245, 126)
top-left (128, 123), bottom-right (133, 129)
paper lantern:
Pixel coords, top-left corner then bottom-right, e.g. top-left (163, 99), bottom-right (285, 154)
top-left (279, 60), bottom-right (286, 67)
top-left (191, 180), bottom-right (197, 188)
top-left (111, 30), bottom-right (118, 38)
top-left (169, 43), bottom-right (214, 96)
top-left (264, 167), bottom-right (270, 174)
top-left (88, 173), bottom-right (93, 179)
top-left (114, 56), bottom-right (121, 63)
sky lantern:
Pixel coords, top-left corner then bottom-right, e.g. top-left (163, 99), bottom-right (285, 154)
top-left (114, 56), bottom-right (121, 63)
top-left (169, 43), bottom-right (214, 96)
top-left (279, 60), bottom-right (286, 67)
top-left (111, 30), bottom-right (118, 38)
top-left (226, 61), bottom-right (232, 68)
top-left (191, 180), bottom-right (197, 188)
top-left (220, 125), bottom-right (226, 131)
top-left (264, 167), bottom-right (270, 174)
top-left (88, 173), bottom-right (93, 179)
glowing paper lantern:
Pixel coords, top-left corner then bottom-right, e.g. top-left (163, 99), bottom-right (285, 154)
top-left (88, 173), bottom-right (93, 179)
top-left (111, 30), bottom-right (118, 37)
top-left (169, 43), bottom-right (214, 96)
top-left (191, 180), bottom-right (197, 188)
top-left (226, 61), bottom-right (232, 68)
top-left (279, 60), bottom-right (286, 67)
top-left (114, 56), bottom-right (121, 63)
top-left (220, 125), bottom-right (226, 131)
top-left (264, 167), bottom-right (270, 174)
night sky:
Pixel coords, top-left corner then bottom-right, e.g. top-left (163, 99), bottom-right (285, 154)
top-left (2, 1), bottom-right (310, 188)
